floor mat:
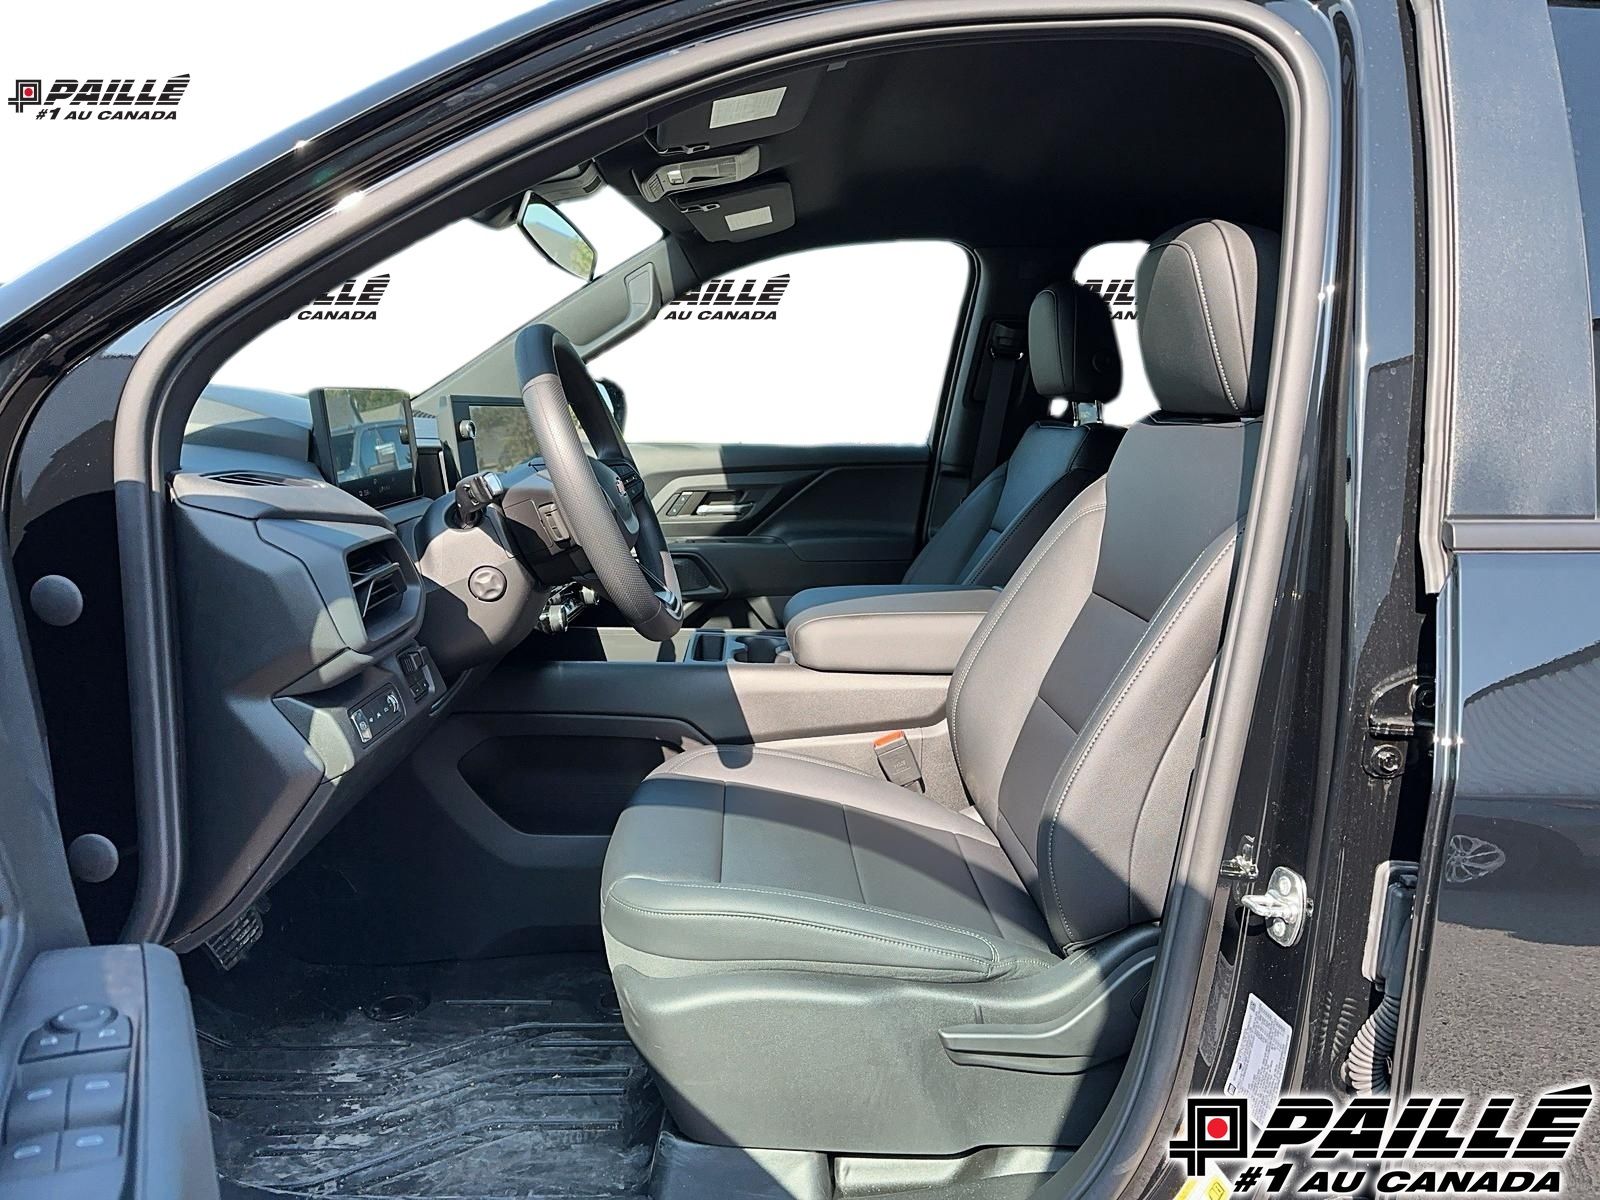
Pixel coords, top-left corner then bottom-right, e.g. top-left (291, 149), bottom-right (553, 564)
top-left (192, 953), bottom-right (661, 1199)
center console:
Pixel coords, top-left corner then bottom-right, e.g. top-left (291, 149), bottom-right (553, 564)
top-left (683, 629), bottom-right (792, 664)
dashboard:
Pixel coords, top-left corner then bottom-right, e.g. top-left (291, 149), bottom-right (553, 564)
top-left (168, 386), bottom-right (553, 952)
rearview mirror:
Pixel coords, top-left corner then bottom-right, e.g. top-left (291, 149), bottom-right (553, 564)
top-left (517, 195), bottom-right (597, 281)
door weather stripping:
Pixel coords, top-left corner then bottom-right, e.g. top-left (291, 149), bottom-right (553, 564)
top-left (1237, 866), bottom-right (1311, 947)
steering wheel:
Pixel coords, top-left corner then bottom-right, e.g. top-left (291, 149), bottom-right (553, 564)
top-left (513, 324), bottom-right (683, 641)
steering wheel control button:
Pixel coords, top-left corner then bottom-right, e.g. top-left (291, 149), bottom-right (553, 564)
top-left (0, 1134), bottom-right (59, 1180)
top-left (19, 1028), bottom-right (77, 1062)
top-left (50, 1004), bottom-right (115, 1033)
top-left (80, 1016), bottom-right (132, 1054)
top-left (468, 566), bottom-right (508, 602)
top-left (5, 1078), bottom-right (68, 1142)
top-left (59, 1126), bottom-right (120, 1169)
top-left (67, 1074), bottom-right (126, 1128)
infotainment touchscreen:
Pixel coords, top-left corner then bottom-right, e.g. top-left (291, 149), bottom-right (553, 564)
top-left (309, 387), bottom-right (418, 507)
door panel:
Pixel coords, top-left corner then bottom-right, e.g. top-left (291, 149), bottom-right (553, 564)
top-left (629, 441), bottom-right (927, 623)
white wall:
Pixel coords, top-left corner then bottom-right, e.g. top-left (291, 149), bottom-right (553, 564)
top-left (0, 1), bottom-right (542, 283)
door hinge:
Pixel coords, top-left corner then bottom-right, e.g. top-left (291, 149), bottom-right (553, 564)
top-left (1364, 672), bottom-right (1434, 777)
top-left (1237, 865), bottom-right (1311, 947)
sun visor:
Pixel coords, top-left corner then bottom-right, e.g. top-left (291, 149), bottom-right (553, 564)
top-left (674, 182), bottom-right (795, 243)
top-left (649, 67), bottom-right (823, 154)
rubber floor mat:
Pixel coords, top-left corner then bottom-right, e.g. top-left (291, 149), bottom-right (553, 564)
top-left (192, 953), bottom-right (661, 1199)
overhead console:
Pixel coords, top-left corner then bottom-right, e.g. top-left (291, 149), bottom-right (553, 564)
top-left (165, 470), bottom-right (445, 955)
top-left (645, 67), bottom-right (823, 155)
top-left (629, 66), bottom-right (827, 246)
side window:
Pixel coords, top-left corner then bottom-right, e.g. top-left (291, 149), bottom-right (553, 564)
top-left (1550, 2), bottom-right (1600, 397)
top-left (1075, 240), bottom-right (1159, 426)
top-left (590, 241), bottom-right (970, 445)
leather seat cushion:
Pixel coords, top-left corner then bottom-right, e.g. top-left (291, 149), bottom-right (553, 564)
top-left (601, 746), bottom-right (1059, 982)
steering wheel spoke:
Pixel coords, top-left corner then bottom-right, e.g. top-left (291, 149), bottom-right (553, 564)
top-left (513, 325), bottom-right (683, 641)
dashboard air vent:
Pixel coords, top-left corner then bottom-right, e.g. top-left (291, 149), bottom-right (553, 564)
top-left (346, 541), bottom-right (406, 628)
top-left (205, 470), bottom-right (313, 487)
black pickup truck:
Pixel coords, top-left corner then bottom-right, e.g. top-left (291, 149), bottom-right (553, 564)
top-left (0, 1), bottom-right (1595, 1198)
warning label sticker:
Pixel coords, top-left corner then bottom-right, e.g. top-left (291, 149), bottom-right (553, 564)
top-left (1223, 993), bottom-right (1292, 1130)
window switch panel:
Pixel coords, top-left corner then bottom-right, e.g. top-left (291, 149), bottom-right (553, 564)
top-left (4, 1077), bottom-right (68, 1142)
top-left (67, 1073), bottom-right (126, 1128)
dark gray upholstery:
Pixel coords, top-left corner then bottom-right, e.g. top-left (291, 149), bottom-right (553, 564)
top-left (1028, 281), bottom-right (1122, 400)
top-left (783, 283), bottom-right (1123, 624)
top-left (1137, 218), bottom-right (1281, 416)
top-left (601, 220), bottom-right (1277, 1154)
top-left (785, 587), bottom-right (997, 674)
top-left (602, 747), bottom-right (1056, 982)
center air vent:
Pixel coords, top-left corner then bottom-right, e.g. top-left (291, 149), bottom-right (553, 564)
top-left (346, 541), bottom-right (406, 628)
top-left (205, 470), bottom-right (315, 487)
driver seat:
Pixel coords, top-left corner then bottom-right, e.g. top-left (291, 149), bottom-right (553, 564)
top-left (601, 219), bottom-right (1279, 1155)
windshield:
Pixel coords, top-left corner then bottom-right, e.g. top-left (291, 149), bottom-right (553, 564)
top-left (210, 186), bottom-right (659, 398)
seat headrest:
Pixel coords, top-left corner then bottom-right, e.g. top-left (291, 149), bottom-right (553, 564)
top-left (1136, 219), bottom-right (1281, 417)
top-left (1027, 282), bottom-right (1122, 403)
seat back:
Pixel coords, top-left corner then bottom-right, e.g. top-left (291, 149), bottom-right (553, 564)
top-left (949, 219), bottom-right (1280, 950)
top-left (902, 282), bottom-right (1122, 589)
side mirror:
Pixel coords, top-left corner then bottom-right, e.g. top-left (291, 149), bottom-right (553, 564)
top-left (517, 195), bottom-right (597, 281)
top-left (597, 378), bottom-right (627, 433)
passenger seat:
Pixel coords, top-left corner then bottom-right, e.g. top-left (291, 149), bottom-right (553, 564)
top-left (781, 281), bottom-right (1124, 623)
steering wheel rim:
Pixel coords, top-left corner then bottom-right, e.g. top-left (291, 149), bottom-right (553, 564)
top-left (514, 324), bottom-right (683, 641)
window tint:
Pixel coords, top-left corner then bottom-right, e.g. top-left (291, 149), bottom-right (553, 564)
top-left (1552, 2), bottom-right (1600, 337)
top-left (590, 241), bottom-right (970, 445)
top-left (1074, 240), bottom-right (1158, 425)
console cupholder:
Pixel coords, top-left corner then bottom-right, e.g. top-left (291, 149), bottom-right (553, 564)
top-left (732, 634), bottom-right (786, 664)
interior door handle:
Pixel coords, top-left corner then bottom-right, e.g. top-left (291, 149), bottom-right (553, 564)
top-left (695, 501), bottom-right (750, 517)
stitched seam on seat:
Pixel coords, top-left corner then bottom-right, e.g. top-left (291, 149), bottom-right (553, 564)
top-left (656, 744), bottom-right (724, 776)
top-left (630, 878), bottom-right (1004, 961)
top-left (1043, 532), bottom-right (1239, 943)
top-left (716, 782), bottom-right (726, 884)
top-left (842, 807), bottom-right (868, 906)
top-left (962, 469), bottom-right (1082, 586)
top-left (1212, 219), bottom-right (1251, 406)
top-left (913, 473), bottom-right (1001, 585)
top-left (1167, 237), bottom-right (1239, 413)
top-left (948, 501), bottom-right (1106, 780)
top-left (949, 831), bottom-right (1006, 940)
top-left (606, 892), bottom-right (994, 969)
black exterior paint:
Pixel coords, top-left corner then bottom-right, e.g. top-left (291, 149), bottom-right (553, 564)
top-left (0, 0), bottom-right (1597, 1194)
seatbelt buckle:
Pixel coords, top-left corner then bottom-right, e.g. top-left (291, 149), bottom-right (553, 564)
top-left (873, 731), bottom-right (924, 790)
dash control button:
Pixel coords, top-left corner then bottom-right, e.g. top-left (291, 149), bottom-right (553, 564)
top-left (80, 1016), bottom-right (132, 1053)
top-left (51, 1003), bottom-right (115, 1033)
top-left (19, 1027), bottom-right (77, 1062)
